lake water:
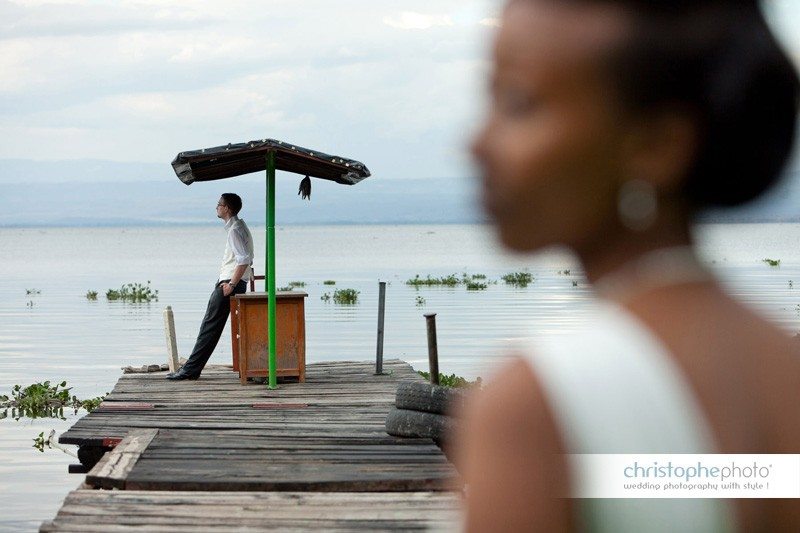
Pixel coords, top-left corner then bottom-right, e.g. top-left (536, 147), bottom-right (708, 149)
top-left (2, 222), bottom-right (800, 531)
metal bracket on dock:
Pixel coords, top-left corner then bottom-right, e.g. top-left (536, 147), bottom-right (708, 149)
top-left (102, 437), bottom-right (123, 447)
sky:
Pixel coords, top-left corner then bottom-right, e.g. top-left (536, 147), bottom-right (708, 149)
top-left (1, 0), bottom-right (799, 187)
top-left (0, 0), bottom-right (501, 182)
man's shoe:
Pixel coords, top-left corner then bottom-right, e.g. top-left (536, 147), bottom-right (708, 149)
top-left (166, 369), bottom-right (199, 381)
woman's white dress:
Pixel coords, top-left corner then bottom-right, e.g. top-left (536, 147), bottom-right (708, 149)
top-left (521, 300), bottom-right (738, 532)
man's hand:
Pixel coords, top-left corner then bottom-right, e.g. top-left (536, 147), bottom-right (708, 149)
top-left (222, 283), bottom-right (234, 297)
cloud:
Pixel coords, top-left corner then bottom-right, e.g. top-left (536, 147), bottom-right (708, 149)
top-left (0, 0), bottom-right (539, 181)
top-left (1, 0), bottom-right (796, 184)
top-left (383, 12), bottom-right (454, 31)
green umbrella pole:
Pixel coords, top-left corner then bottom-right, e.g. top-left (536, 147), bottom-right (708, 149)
top-left (266, 151), bottom-right (278, 389)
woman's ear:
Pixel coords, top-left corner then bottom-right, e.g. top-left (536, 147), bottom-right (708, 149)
top-left (621, 108), bottom-right (699, 194)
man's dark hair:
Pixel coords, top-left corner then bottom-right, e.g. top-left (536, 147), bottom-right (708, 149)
top-left (221, 193), bottom-right (243, 216)
top-left (555, 0), bottom-right (799, 208)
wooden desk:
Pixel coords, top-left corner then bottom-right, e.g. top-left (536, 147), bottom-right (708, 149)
top-left (230, 292), bottom-right (307, 384)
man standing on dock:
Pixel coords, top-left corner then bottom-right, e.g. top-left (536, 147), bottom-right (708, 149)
top-left (167, 193), bottom-right (254, 381)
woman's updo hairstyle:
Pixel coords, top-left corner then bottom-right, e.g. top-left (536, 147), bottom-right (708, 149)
top-left (567, 0), bottom-right (799, 207)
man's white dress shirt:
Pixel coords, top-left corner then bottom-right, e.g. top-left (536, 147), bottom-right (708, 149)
top-left (218, 216), bottom-right (254, 282)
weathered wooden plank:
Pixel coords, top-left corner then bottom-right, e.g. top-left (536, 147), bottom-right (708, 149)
top-left (60, 360), bottom-right (426, 448)
top-left (85, 429), bottom-right (158, 489)
top-left (41, 490), bottom-right (461, 532)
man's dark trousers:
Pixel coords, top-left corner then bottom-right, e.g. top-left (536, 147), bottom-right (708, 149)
top-left (181, 279), bottom-right (247, 377)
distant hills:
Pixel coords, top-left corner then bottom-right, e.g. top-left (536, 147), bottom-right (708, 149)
top-left (1, 158), bottom-right (798, 226)
top-left (0, 159), bottom-right (483, 226)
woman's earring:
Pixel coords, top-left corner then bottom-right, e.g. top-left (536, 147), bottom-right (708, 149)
top-left (617, 179), bottom-right (658, 232)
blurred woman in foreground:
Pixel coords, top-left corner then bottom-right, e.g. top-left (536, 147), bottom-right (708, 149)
top-left (460, 0), bottom-right (800, 531)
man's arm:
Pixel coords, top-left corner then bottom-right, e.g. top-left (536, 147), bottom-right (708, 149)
top-left (222, 227), bottom-right (253, 296)
top-left (222, 264), bottom-right (248, 296)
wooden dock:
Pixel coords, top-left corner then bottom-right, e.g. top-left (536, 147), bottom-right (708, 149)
top-left (40, 490), bottom-right (461, 532)
top-left (42, 359), bottom-right (461, 531)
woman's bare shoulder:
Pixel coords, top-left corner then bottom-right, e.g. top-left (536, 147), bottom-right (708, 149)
top-left (455, 355), bottom-right (574, 532)
top-left (700, 290), bottom-right (800, 450)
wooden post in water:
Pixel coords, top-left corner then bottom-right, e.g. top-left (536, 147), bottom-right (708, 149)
top-left (163, 306), bottom-right (179, 372)
top-left (424, 313), bottom-right (440, 385)
top-left (375, 281), bottom-right (386, 375)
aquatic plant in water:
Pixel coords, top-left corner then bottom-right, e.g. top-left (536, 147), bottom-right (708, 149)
top-left (106, 281), bottom-right (159, 303)
top-left (416, 371), bottom-right (482, 388)
top-left (763, 258), bottom-right (781, 267)
top-left (407, 275), bottom-right (436, 287)
top-left (406, 274), bottom-right (462, 287)
top-left (415, 295), bottom-right (426, 306)
top-left (26, 288), bottom-right (41, 295)
top-left (1, 381), bottom-right (107, 420)
top-left (85, 290), bottom-right (98, 300)
top-left (439, 274), bottom-right (460, 286)
top-left (333, 289), bottom-right (360, 304)
top-left (33, 431), bottom-right (46, 452)
top-left (501, 271), bottom-right (534, 287)
top-left (466, 281), bottom-right (488, 290)
top-left (323, 280), bottom-right (336, 285)
top-left (32, 429), bottom-right (78, 458)
top-left (288, 281), bottom-right (306, 288)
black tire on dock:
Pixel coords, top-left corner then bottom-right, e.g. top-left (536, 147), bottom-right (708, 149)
top-left (395, 381), bottom-right (466, 415)
top-left (385, 406), bottom-right (458, 443)
top-left (77, 445), bottom-right (109, 469)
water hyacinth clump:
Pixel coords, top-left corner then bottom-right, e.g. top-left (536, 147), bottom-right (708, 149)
top-left (460, 272), bottom-right (492, 284)
top-left (502, 271), bottom-right (534, 287)
top-left (762, 258), bottom-right (781, 267)
top-left (2, 381), bottom-right (71, 414)
top-left (1, 381), bottom-right (107, 420)
top-left (106, 281), bottom-right (159, 303)
top-left (85, 290), bottom-right (98, 300)
top-left (323, 280), bottom-right (336, 285)
top-left (416, 371), bottom-right (482, 388)
top-left (33, 431), bottom-right (47, 452)
top-left (406, 274), bottom-right (464, 287)
top-left (466, 281), bottom-right (488, 290)
top-left (288, 281), bottom-right (306, 288)
top-left (332, 288), bottom-right (360, 304)
top-left (406, 275), bottom-right (435, 287)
